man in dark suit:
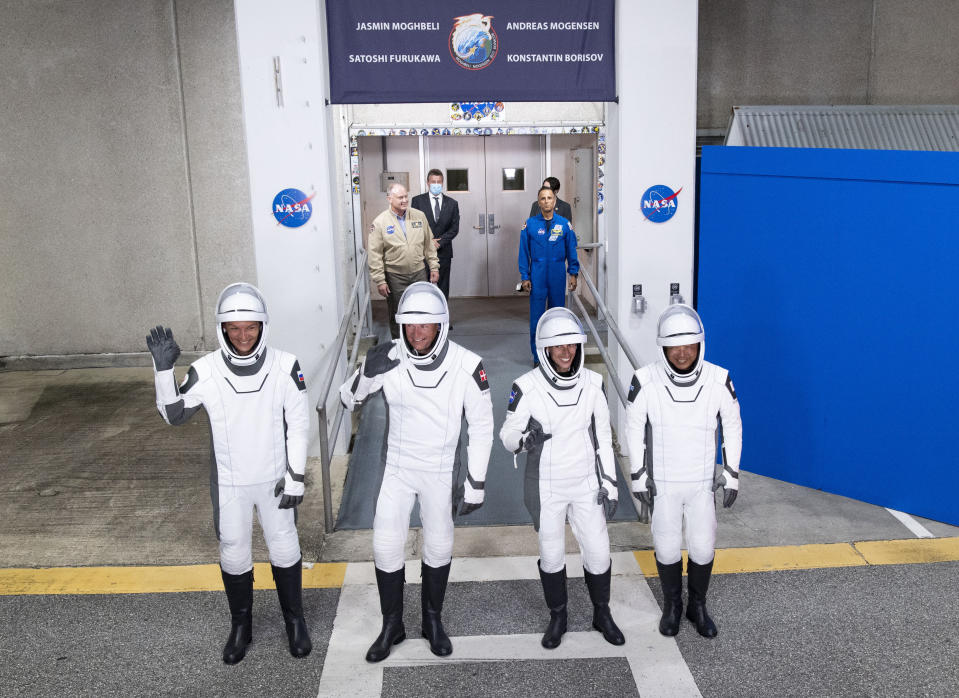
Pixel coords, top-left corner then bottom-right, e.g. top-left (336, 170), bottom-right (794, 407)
top-left (412, 168), bottom-right (460, 300)
top-left (529, 176), bottom-right (573, 222)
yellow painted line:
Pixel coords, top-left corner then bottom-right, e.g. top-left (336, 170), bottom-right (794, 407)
top-left (856, 537), bottom-right (959, 565)
top-left (634, 537), bottom-right (959, 577)
top-left (0, 562), bottom-right (347, 596)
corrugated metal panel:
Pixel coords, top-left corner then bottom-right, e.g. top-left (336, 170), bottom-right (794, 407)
top-left (725, 105), bottom-right (959, 151)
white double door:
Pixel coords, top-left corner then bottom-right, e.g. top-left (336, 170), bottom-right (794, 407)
top-left (427, 135), bottom-right (543, 297)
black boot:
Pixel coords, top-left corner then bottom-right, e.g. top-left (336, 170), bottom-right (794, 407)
top-left (220, 568), bottom-right (253, 665)
top-left (537, 561), bottom-right (568, 649)
top-left (272, 558), bottom-right (313, 658)
top-left (421, 562), bottom-right (453, 656)
top-left (583, 566), bottom-right (625, 645)
top-left (685, 559), bottom-right (718, 638)
top-left (366, 567), bottom-right (406, 663)
top-left (655, 558), bottom-right (683, 637)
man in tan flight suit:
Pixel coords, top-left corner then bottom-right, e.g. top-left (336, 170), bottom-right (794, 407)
top-left (369, 182), bottom-right (441, 338)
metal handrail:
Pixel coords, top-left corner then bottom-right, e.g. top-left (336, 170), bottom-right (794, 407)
top-left (315, 248), bottom-right (372, 532)
top-left (570, 265), bottom-right (644, 407)
top-left (577, 265), bottom-right (643, 374)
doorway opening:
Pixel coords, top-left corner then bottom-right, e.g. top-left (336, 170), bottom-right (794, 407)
top-left (352, 130), bottom-right (601, 299)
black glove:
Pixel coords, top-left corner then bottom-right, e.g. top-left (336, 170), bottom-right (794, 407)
top-left (457, 500), bottom-right (482, 517)
top-left (723, 488), bottom-right (738, 509)
top-left (274, 479), bottom-right (303, 509)
top-left (279, 494), bottom-right (302, 509)
top-left (633, 480), bottom-right (656, 524)
top-left (146, 325), bottom-right (180, 371)
top-left (520, 422), bottom-right (552, 452)
top-left (363, 341), bottom-right (399, 378)
top-left (597, 489), bottom-right (617, 521)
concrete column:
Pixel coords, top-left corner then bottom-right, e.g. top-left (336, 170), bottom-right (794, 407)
top-left (234, 0), bottom-right (343, 453)
top-left (607, 0), bottom-right (699, 436)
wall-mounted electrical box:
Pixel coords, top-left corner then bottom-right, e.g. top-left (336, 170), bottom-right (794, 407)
top-left (379, 171), bottom-right (409, 192)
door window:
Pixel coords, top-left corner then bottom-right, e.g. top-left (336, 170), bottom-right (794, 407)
top-left (502, 168), bottom-right (525, 191)
top-left (447, 169), bottom-right (470, 192)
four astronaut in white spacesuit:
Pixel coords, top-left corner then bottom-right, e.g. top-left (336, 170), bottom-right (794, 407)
top-left (339, 282), bottom-right (494, 662)
top-left (626, 303), bottom-right (742, 638)
top-left (499, 307), bottom-right (625, 649)
top-left (147, 282), bottom-right (312, 664)
top-left (149, 275), bottom-right (741, 659)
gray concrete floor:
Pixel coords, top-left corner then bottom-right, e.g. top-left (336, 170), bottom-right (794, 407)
top-left (2, 295), bottom-right (958, 696)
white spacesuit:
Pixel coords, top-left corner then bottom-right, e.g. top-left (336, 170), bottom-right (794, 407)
top-left (625, 303), bottom-right (742, 639)
top-left (499, 307), bottom-right (624, 649)
top-left (148, 282), bottom-right (312, 664)
top-left (339, 281), bottom-right (493, 662)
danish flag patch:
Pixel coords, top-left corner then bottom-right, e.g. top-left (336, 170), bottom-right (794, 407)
top-left (472, 363), bottom-right (490, 391)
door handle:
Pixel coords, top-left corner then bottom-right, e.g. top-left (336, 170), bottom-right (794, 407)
top-left (488, 213), bottom-right (501, 234)
top-left (473, 213), bottom-right (486, 234)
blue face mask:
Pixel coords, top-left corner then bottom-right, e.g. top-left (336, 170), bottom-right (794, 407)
top-left (429, 182), bottom-right (443, 196)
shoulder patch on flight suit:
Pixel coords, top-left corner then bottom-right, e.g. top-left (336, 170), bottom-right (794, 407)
top-left (507, 382), bottom-right (523, 412)
top-left (180, 366), bottom-right (199, 394)
top-left (290, 360), bottom-right (307, 391)
top-left (725, 373), bottom-right (737, 401)
top-left (472, 362), bottom-right (490, 392)
top-left (627, 374), bottom-right (641, 403)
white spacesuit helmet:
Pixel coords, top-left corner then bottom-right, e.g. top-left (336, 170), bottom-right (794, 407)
top-left (395, 282), bottom-right (450, 367)
top-left (656, 303), bottom-right (705, 384)
top-left (215, 282), bottom-right (269, 366)
top-left (535, 307), bottom-right (587, 388)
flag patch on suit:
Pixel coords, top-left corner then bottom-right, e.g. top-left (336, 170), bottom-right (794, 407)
top-left (472, 362), bottom-right (490, 391)
top-left (507, 383), bottom-right (523, 412)
top-left (290, 360), bottom-right (307, 391)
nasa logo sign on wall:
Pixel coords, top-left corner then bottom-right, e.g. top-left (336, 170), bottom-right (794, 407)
top-left (272, 188), bottom-right (314, 228)
top-left (450, 14), bottom-right (498, 70)
top-left (641, 185), bottom-right (682, 223)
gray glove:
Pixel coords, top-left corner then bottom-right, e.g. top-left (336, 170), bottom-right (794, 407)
top-left (713, 467), bottom-right (738, 508)
top-left (723, 488), bottom-right (738, 508)
top-left (633, 479), bottom-right (656, 524)
top-left (146, 325), bottom-right (180, 371)
top-left (452, 482), bottom-right (484, 517)
top-left (363, 341), bottom-right (399, 378)
top-left (274, 479), bottom-right (303, 509)
top-left (457, 500), bottom-right (482, 517)
top-left (520, 421), bottom-right (552, 452)
top-left (597, 490), bottom-right (617, 520)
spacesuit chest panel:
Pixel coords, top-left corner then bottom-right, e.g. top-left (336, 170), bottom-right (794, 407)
top-left (204, 351), bottom-right (286, 485)
top-left (647, 365), bottom-right (723, 483)
top-left (382, 351), bottom-right (468, 472)
top-left (527, 379), bottom-right (595, 480)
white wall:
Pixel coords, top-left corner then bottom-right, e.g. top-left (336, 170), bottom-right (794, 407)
top-left (233, 0), bottom-right (344, 453)
top-left (608, 0), bottom-right (699, 439)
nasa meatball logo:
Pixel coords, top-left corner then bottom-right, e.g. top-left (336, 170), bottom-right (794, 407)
top-left (450, 14), bottom-right (498, 70)
top-left (272, 188), bottom-right (314, 228)
top-left (640, 185), bottom-right (682, 223)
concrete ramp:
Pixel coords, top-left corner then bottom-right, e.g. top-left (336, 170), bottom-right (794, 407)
top-left (335, 297), bottom-right (638, 530)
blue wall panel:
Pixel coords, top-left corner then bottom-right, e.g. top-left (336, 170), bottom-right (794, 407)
top-left (698, 146), bottom-right (959, 526)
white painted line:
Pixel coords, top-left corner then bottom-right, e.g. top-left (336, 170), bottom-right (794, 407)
top-left (885, 508), bottom-right (935, 538)
top-left (341, 552), bottom-right (642, 586)
top-left (318, 558), bottom-right (700, 698)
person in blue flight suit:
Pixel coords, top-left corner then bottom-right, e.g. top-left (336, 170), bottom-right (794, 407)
top-left (519, 186), bottom-right (580, 365)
